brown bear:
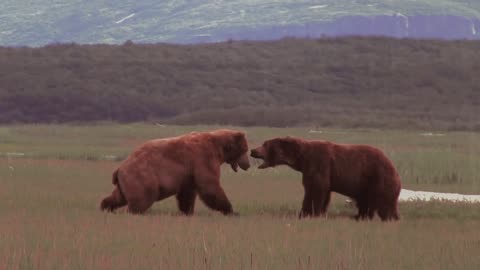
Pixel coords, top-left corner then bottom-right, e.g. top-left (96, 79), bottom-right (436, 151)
top-left (100, 129), bottom-right (250, 215)
top-left (250, 137), bottom-right (401, 221)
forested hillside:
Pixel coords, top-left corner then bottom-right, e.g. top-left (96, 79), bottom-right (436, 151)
top-left (1, 37), bottom-right (479, 130)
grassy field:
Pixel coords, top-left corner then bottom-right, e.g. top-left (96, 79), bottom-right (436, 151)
top-left (1, 124), bottom-right (479, 269)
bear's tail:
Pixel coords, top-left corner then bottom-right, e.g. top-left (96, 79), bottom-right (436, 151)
top-left (100, 169), bottom-right (127, 212)
top-left (111, 169), bottom-right (126, 199)
top-left (112, 169), bottom-right (119, 185)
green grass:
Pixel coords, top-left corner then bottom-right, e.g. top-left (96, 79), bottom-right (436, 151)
top-left (1, 123), bottom-right (479, 192)
top-left (1, 124), bottom-right (479, 269)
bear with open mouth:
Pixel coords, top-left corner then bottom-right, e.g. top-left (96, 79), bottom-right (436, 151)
top-left (101, 129), bottom-right (250, 215)
top-left (251, 136), bottom-right (401, 221)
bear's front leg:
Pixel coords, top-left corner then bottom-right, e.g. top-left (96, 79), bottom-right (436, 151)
top-left (194, 168), bottom-right (234, 215)
top-left (299, 189), bottom-right (313, 218)
top-left (311, 190), bottom-right (330, 217)
top-left (197, 183), bottom-right (233, 215)
top-left (300, 173), bottom-right (330, 218)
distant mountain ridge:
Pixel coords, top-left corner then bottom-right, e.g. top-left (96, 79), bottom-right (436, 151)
top-left (1, 0), bottom-right (480, 46)
top-left (197, 15), bottom-right (480, 43)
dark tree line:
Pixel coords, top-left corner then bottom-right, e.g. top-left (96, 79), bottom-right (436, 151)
top-left (1, 37), bottom-right (479, 130)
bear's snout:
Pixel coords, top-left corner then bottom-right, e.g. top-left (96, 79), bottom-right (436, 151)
top-left (238, 152), bottom-right (250, 171)
top-left (250, 148), bottom-right (263, 159)
top-left (251, 147), bottom-right (271, 169)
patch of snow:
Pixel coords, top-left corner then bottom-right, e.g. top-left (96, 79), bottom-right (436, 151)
top-left (420, 132), bottom-right (446, 137)
top-left (27, 11), bottom-right (43, 16)
top-left (4, 152), bottom-right (25, 157)
top-left (197, 21), bottom-right (222, 29)
top-left (399, 189), bottom-right (480, 203)
top-left (115, 13), bottom-right (135, 24)
top-left (103, 155), bottom-right (117, 160)
top-left (308, 130), bottom-right (347, 134)
top-left (396, 12), bottom-right (409, 29)
top-left (346, 189), bottom-right (480, 204)
top-left (472, 22), bottom-right (477, 35)
top-left (309, 5), bottom-right (328, 9)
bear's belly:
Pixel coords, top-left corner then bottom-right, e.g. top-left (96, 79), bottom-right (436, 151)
top-left (331, 177), bottom-right (363, 199)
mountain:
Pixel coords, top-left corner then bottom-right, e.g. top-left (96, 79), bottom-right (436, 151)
top-left (1, 0), bottom-right (480, 46)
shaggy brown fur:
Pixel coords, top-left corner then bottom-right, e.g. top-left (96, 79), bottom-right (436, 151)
top-left (100, 129), bottom-right (250, 215)
top-left (251, 137), bottom-right (401, 221)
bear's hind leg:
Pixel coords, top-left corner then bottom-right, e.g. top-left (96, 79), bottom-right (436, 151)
top-left (176, 186), bottom-right (197, 215)
top-left (393, 204), bottom-right (400, 220)
top-left (365, 196), bottom-right (377, 220)
top-left (387, 202), bottom-right (400, 221)
top-left (375, 186), bottom-right (400, 221)
top-left (377, 202), bottom-right (399, 222)
top-left (100, 186), bottom-right (127, 212)
top-left (377, 207), bottom-right (389, 221)
top-left (367, 206), bottom-right (376, 220)
top-left (355, 186), bottom-right (378, 221)
top-left (127, 199), bottom-right (154, 214)
top-left (299, 190), bottom-right (313, 218)
top-left (354, 198), bottom-right (369, 220)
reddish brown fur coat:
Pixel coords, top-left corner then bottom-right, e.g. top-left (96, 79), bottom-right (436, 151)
top-left (100, 129), bottom-right (250, 215)
top-left (251, 137), bottom-right (401, 221)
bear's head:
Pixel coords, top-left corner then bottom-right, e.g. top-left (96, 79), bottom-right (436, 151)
top-left (211, 129), bottom-right (250, 172)
top-left (250, 137), bottom-right (303, 170)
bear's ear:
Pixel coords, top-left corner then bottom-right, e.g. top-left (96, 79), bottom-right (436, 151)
top-left (278, 138), bottom-right (297, 151)
top-left (224, 133), bottom-right (244, 155)
top-left (228, 132), bottom-right (246, 151)
top-left (233, 132), bottom-right (245, 143)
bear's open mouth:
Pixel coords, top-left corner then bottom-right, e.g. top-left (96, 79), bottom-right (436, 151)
top-left (230, 162), bottom-right (239, 172)
top-left (252, 155), bottom-right (270, 169)
top-left (230, 152), bottom-right (250, 172)
top-left (250, 148), bottom-right (269, 169)
top-left (230, 161), bottom-right (250, 172)
top-left (250, 150), bottom-right (262, 159)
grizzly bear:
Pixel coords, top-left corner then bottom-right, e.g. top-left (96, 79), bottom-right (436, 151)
top-left (100, 129), bottom-right (250, 215)
top-left (250, 137), bottom-right (401, 221)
